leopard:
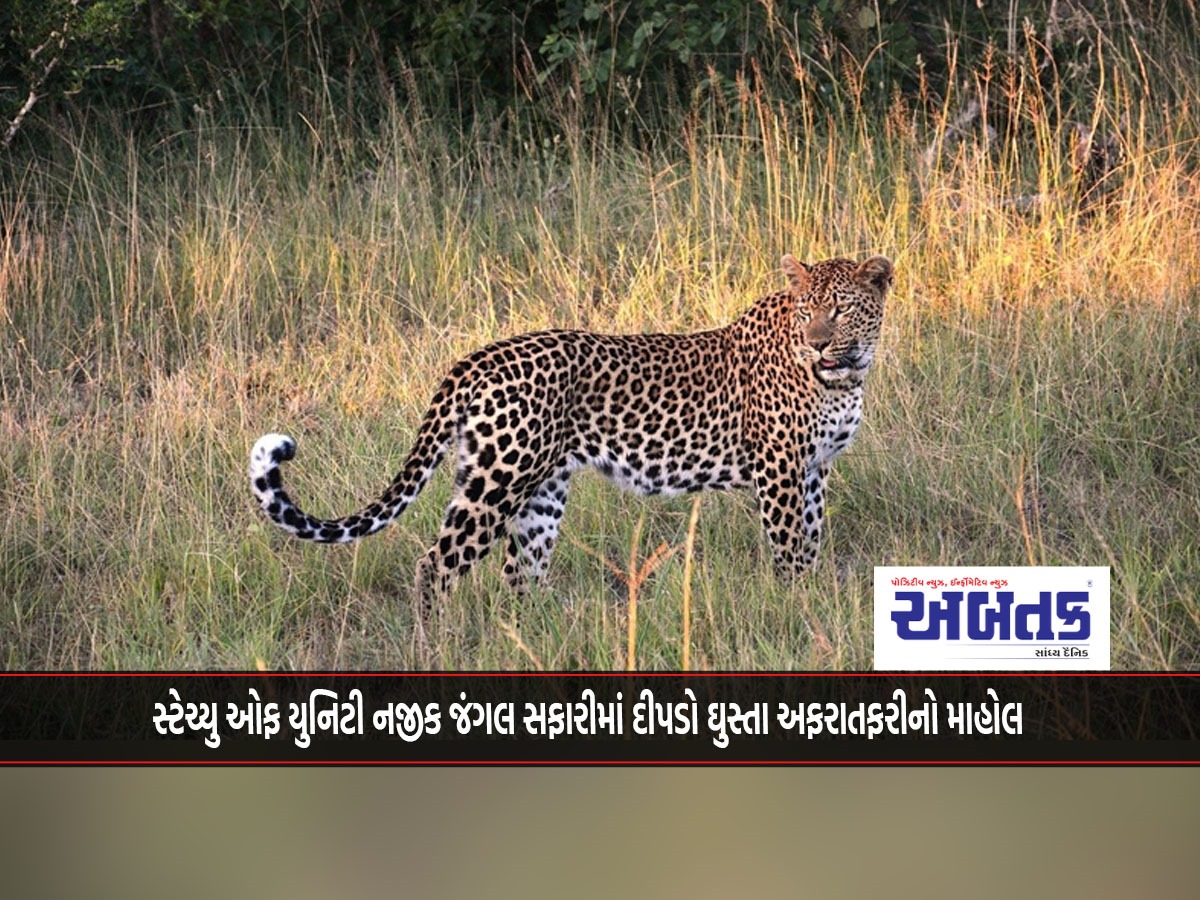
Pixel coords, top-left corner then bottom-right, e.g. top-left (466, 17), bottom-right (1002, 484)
top-left (249, 253), bottom-right (893, 628)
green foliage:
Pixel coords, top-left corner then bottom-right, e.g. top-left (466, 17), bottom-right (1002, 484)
top-left (1, 0), bottom-right (141, 84)
top-left (5, 0), bottom-right (1193, 145)
top-left (538, 0), bottom-right (892, 96)
top-left (0, 0), bottom-right (142, 145)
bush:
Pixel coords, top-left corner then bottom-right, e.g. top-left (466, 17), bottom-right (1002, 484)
top-left (5, 1), bottom-right (1191, 147)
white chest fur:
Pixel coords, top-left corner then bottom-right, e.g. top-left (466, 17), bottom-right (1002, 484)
top-left (812, 385), bottom-right (864, 468)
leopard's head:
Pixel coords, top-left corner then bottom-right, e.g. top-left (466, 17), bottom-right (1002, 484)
top-left (783, 254), bottom-right (893, 384)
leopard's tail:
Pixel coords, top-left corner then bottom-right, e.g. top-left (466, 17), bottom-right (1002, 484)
top-left (248, 377), bottom-right (460, 544)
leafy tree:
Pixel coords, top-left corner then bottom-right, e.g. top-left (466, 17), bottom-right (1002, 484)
top-left (1, 0), bottom-right (142, 147)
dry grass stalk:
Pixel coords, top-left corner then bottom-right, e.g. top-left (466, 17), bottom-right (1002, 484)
top-left (680, 496), bottom-right (702, 671)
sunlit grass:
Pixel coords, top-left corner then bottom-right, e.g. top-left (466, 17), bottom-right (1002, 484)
top-left (1, 37), bottom-right (1198, 668)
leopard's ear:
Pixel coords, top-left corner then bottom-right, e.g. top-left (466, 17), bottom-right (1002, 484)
top-left (855, 255), bottom-right (894, 292)
top-left (781, 254), bottom-right (811, 295)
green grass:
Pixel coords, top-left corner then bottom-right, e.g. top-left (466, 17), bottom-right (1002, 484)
top-left (1, 44), bottom-right (1198, 669)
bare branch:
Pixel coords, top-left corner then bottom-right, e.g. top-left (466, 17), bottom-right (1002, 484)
top-left (2, 0), bottom-right (82, 149)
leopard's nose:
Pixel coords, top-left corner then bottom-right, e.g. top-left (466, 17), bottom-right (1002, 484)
top-left (810, 339), bottom-right (830, 352)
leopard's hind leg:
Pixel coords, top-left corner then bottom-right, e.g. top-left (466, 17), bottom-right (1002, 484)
top-left (412, 464), bottom-right (561, 651)
top-left (502, 465), bottom-right (572, 595)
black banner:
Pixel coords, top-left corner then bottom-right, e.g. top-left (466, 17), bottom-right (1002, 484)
top-left (0, 674), bottom-right (1196, 764)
